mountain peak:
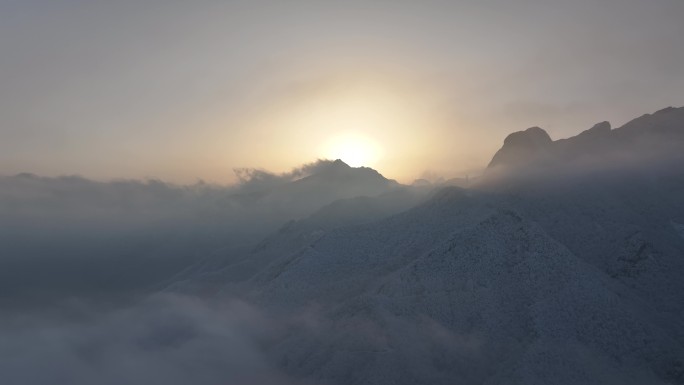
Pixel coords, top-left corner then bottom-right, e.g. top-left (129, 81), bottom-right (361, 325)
top-left (488, 126), bottom-right (552, 168)
top-left (297, 159), bottom-right (394, 187)
top-left (574, 121), bottom-right (611, 139)
top-left (314, 159), bottom-right (357, 176)
top-left (654, 106), bottom-right (676, 115)
top-left (486, 106), bottom-right (684, 175)
top-left (588, 121), bottom-right (611, 133)
top-left (503, 126), bottom-right (552, 147)
top-left (332, 159), bottom-right (350, 168)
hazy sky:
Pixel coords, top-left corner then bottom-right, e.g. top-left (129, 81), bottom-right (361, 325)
top-left (1, 0), bottom-right (683, 183)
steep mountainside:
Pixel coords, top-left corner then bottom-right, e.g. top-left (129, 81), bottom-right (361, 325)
top-left (166, 185), bottom-right (433, 294)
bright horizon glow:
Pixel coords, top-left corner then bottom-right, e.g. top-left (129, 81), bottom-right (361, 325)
top-left (1, 1), bottom-right (683, 184)
top-left (226, 76), bottom-right (443, 183)
top-left (320, 132), bottom-right (383, 168)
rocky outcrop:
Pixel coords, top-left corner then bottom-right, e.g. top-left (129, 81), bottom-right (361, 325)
top-left (487, 127), bottom-right (552, 168)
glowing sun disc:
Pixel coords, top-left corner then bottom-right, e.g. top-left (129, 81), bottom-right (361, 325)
top-left (322, 133), bottom-right (382, 167)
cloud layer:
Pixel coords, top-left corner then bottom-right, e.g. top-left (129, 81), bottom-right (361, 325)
top-left (0, 294), bottom-right (304, 385)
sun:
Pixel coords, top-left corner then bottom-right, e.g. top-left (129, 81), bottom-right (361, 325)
top-left (321, 133), bottom-right (382, 168)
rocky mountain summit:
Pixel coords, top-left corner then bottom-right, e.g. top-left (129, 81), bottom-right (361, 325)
top-left (487, 106), bottom-right (684, 173)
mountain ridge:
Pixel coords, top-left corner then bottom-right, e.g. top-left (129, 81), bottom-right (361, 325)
top-left (486, 106), bottom-right (684, 172)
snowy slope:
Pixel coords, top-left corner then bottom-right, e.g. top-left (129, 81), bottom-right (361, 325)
top-left (164, 184), bottom-right (434, 294)
top-left (241, 188), bottom-right (683, 384)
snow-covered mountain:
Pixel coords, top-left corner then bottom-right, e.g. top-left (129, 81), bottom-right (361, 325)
top-left (246, 188), bottom-right (683, 384)
top-left (5, 107), bottom-right (683, 385)
top-left (165, 183), bottom-right (434, 295)
top-left (230, 159), bottom-right (403, 223)
top-left (182, 107), bottom-right (684, 384)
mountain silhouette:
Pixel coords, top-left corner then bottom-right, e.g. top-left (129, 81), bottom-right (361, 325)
top-left (488, 126), bottom-right (552, 168)
top-left (487, 106), bottom-right (684, 173)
